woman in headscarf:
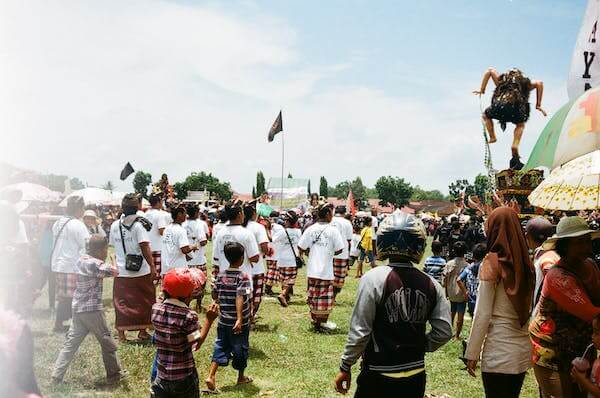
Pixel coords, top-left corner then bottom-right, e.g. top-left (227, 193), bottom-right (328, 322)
top-left (464, 207), bottom-right (535, 398)
top-left (530, 216), bottom-right (600, 398)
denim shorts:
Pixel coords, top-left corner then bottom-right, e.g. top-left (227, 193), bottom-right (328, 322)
top-left (359, 248), bottom-right (375, 263)
top-left (211, 325), bottom-right (250, 371)
top-left (450, 301), bottom-right (466, 314)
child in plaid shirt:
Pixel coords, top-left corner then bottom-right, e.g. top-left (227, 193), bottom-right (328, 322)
top-left (205, 242), bottom-right (253, 393)
top-left (151, 268), bottom-right (218, 398)
top-left (51, 235), bottom-right (124, 385)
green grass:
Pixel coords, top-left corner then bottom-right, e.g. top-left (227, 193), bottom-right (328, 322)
top-left (33, 240), bottom-right (540, 397)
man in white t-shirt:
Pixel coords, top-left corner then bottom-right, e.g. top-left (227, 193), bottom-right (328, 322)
top-left (212, 203), bottom-right (260, 289)
top-left (161, 206), bottom-right (197, 276)
top-left (330, 206), bottom-right (353, 298)
top-left (298, 203), bottom-right (344, 332)
top-left (110, 193), bottom-right (157, 342)
top-left (145, 194), bottom-right (168, 274)
top-left (183, 205), bottom-right (209, 272)
top-left (243, 202), bottom-right (270, 321)
top-left (272, 210), bottom-right (302, 307)
top-left (51, 195), bottom-right (90, 332)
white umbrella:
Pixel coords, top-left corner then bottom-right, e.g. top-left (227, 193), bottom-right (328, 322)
top-left (111, 191), bottom-right (149, 207)
top-left (528, 150), bottom-right (600, 210)
top-left (59, 187), bottom-right (114, 207)
top-left (0, 182), bottom-right (61, 202)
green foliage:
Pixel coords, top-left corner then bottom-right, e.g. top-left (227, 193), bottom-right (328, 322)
top-left (411, 186), bottom-right (445, 201)
top-left (375, 176), bottom-right (414, 207)
top-left (307, 179), bottom-right (311, 195)
top-left (173, 171), bottom-right (233, 201)
top-left (252, 186), bottom-right (257, 199)
top-left (287, 173), bottom-right (293, 178)
top-left (69, 177), bottom-right (85, 190)
top-left (448, 179), bottom-right (474, 200)
top-left (473, 174), bottom-right (491, 200)
top-left (331, 177), bottom-right (368, 209)
top-left (38, 174), bottom-right (68, 193)
top-left (256, 171), bottom-right (266, 196)
top-left (102, 180), bottom-right (115, 191)
top-left (132, 171), bottom-right (152, 198)
top-left (319, 176), bottom-right (328, 197)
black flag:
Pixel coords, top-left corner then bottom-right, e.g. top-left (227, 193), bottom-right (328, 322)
top-left (267, 111), bottom-right (283, 142)
top-left (120, 162), bottom-right (135, 181)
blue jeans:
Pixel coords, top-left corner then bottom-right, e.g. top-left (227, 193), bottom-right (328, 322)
top-left (211, 325), bottom-right (250, 371)
top-left (359, 248), bottom-right (374, 264)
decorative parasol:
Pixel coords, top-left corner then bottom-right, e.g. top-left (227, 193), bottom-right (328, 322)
top-left (528, 150), bottom-right (600, 210)
top-left (0, 182), bottom-right (62, 202)
top-left (525, 85), bottom-right (600, 171)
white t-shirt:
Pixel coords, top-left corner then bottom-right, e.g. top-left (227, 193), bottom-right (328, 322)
top-left (161, 223), bottom-right (190, 275)
top-left (14, 219), bottom-right (29, 245)
top-left (267, 223), bottom-right (284, 261)
top-left (162, 210), bottom-right (173, 225)
top-left (330, 216), bottom-right (353, 260)
top-left (246, 221), bottom-right (269, 275)
top-left (212, 221), bottom-right (227, 240)
top-left (371, 215), bottom-right (379, 241)
top-left (183, 219), bottom-right (208, 266)
top-left (350, 233), bottom-right (361, 257)
top-left (198, 219), bottom-right (210, 238)
top-left (273, 227), bottom-right (301, 267)
top-left (51, 217), bottom-right (90, 274)
top-left (298, 222), bottom-right (344, 280)
top-left (212, 224), bottom-right (260, 286)
top-left (145, 208), bottom-right (168, 252)
top-left (109, 218), bottom-right (151, 277)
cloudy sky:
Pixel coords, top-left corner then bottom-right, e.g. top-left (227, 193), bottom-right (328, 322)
top-left (0, 0), bottom-right (586, 194)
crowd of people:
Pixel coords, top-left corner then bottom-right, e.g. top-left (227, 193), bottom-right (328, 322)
top-left (3, 186), bottom-right (600, 398)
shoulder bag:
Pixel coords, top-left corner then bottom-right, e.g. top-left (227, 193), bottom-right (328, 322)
top-left (284, 228), bottom-right (304, 268)
top-left (119, 220), bottom-right (143, 272)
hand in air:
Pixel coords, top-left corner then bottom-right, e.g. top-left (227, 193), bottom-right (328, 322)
top-left (472, 90), bottom-right (483, 96)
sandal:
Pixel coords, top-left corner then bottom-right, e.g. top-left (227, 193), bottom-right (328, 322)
top-left (237, 376), bottom-right (253, 385)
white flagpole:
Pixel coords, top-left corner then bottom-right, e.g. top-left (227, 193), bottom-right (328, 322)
top-left (280, 121), bottom-right (284, 209)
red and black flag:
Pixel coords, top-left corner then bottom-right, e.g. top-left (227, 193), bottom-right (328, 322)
top-left (120, 162), bottom-right (135, 181)
top-left (268, 110), bottom-right (283, 142)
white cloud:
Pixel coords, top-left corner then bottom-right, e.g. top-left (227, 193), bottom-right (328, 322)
top-left (0, 0), bottom-right (570, 195)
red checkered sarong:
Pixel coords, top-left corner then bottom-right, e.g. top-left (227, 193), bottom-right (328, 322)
top-left (252, 273), bottom-right (264, 318)
top-left (152, 251), bottom-right (161, 275)
top-left (333, 258), bottom-right (349, 289)
top-left (55, 272), bottom-right (77, 299)
top-left (278, 266), bottom-right (298, 287)
top-left (265, 259), bottom-right (280, 287)
top-left (307, 278), bottom-right (334, 322)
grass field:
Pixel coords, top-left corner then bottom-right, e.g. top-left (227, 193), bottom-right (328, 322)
top-left (33, 241), bottom-right (540, 397)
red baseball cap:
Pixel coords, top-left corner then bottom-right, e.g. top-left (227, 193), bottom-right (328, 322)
top-left (162, 268), bottom-right (195, 298)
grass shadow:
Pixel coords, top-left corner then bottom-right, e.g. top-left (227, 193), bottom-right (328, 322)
top-left (220, 382), bottom-right (260, 396)
top-left (252, 324), bottom-right (279, 333)
top-left (248, 347), bottom-right (268, 360)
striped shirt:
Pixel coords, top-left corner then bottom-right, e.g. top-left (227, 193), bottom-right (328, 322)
top-left (72, 255), bottom-right (113, 313)
top-left (214, 269), bottom-right (252, 328)
top-left (423, 255), bottom-right (446, 284)
top-left (151, 299), bottom-right (200, 381)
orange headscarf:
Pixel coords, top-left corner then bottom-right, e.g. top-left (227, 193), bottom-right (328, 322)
top-left (485, 207), bottom-right (535, 326)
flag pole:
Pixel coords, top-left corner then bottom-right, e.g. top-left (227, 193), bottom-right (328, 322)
top-left (280, 119), bottom-right (284, 209)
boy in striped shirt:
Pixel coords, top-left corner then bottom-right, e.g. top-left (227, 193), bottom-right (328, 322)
top-left (206, 242), bottom-right (253, 392)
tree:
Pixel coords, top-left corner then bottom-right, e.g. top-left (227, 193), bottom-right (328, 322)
top-left (287, 173), bottom-right (293, 178)
top-left (256, 171), bottom-right (266, 197)
top-left (319, 176), bottom-right (328, 197)
top-left (172, 171), bottom-right (233, 201)
top-left (69, 177), bottom-right (85, 190)
top-left (102, 180), bottom-right (115, 191)
top-left (133, 171), bottom-right (152, 198)
top-left (375, 176), bottom-right (414, 208)
top-left (331, 177), bottom-right (368, 209)
top-left (473, 174), bottom-right (491, 200)
top-left (38, 174), bottom-right (68, 193)
top-left (448, 179), bottom-right (475, 200)
top-left (307, 180), bottom-right (311, 195)
top-left (252, 186), bottom-right (257, 199)
top-left (411, 186), bottom-right (445, 201)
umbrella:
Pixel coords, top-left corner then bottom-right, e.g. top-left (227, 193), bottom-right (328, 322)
top-left (525, 85), bottom-right (600, 171)
top-left (528, 150), bottom-right (600, 210)
top-left (0, 182), bottom-right (62, 202)
top-left (111, 191), bottom-right (150, 207)
top-left (59, 187), bottom-right (114, 207)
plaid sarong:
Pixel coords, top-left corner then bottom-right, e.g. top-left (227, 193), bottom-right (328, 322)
top-left (307, 278), bottom-right (334, 322)
top-left (252, 273), bottom-right (264, 318)
top-left (55, 272), bottom-right (77, 299)
top-left (278, 267), bottom-right (298, 287)
top-left (333, 259), bottom-right (349, 288)
top-left (152, 251), bottom-right (161, 275)
top-left (265, 260), bottom-right (279, 286)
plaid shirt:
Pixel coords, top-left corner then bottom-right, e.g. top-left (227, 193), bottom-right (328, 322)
top-left (151, 299), bottom-right (200, 381)
top-left (214, 269), bottom-right (252, 328)
top-left (72, 255), bottom-right (114, 313)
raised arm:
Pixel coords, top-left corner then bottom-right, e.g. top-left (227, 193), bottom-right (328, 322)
top-left (531, 80), bottom-right (547, 116)
top-left (473, 67), bottom-right (499, 95)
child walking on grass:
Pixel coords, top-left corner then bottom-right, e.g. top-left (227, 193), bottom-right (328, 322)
top-left (51, 235), bottom-right (125, 387)
top-left (151, 268), bottom-right (218, 398)
top-left (206, 242), bottom-right (253, 393)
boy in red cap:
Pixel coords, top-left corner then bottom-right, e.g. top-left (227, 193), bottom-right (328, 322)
top-left (151, 268), bottom-right (218, 398)
top-left (205, 242), bottom-right (253, 393)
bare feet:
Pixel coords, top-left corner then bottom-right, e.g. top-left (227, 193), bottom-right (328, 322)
top-left (118, 330), bottom-right (127, 342)
top-left (277, 294), bottom-right (288, 307)
top-left (237, 376), bottom-right (253, 385)
top-left (205, 377), bottom-right (217, 392)
top-left (137, 330), bottom-right (151, 341)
